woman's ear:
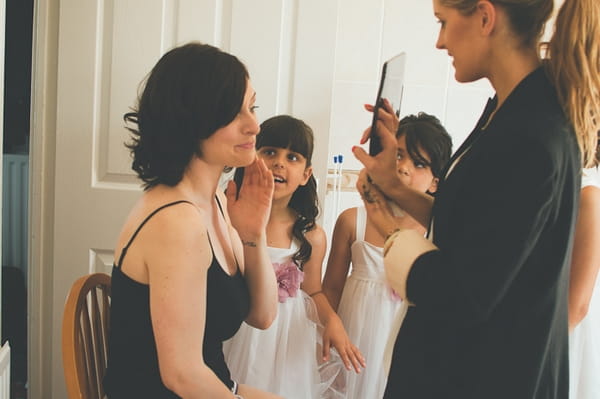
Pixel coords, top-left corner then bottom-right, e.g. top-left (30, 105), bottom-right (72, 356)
top-left (477, 0), bottom-right (497, 35)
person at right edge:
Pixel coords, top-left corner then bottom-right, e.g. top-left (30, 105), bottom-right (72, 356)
top-left (568, 163), bottom-right (600, 399)
top-left (352, 0), bottom-right (600, 398)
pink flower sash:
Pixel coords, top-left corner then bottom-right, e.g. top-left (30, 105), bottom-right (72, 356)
top-left (273, 261), bottom-right (304, 303)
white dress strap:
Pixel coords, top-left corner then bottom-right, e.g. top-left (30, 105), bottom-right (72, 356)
top-left (582, 167), bottom-right (600, 189)
top-left (356, 206), bottom-right (367, 242)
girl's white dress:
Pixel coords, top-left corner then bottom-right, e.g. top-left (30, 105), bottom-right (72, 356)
top-left (569, 168), bottom-right (600, 399)
top-left (223, 242), bottom-right (344, 399)
top-left (336, 206), bottom-right (408, 399)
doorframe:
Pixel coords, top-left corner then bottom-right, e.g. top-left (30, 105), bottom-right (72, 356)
top-left (0, 0), bottom-right (5, 353)
top-left (28, 0), bottom-right (58, 397)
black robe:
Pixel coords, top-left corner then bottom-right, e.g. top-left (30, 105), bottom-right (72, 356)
top-left (384, 67), bottom-right (579, 399)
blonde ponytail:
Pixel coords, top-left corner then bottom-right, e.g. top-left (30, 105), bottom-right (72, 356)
top-left (546, 0), bottom-right (600, 167)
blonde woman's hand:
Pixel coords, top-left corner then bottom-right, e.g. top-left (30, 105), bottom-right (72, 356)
top-left (353, 109), bottom-right (403, 198)
top-left (364, 98), bottom-right (399, 135)
top-left (356, 169), bottom-right (402, 239)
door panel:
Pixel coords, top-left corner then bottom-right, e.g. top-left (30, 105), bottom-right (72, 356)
top-left (50, 1), bottom-right (337, 397)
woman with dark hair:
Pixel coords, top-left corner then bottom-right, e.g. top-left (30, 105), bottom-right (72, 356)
top-left (104, 42), bottom-right (282, 399)
top-left (353, 0), bottom-right (599, 398)
top-left (224, 115), bottom-right (348, 398)
top-left (323, 112), bottom-right (452, 399)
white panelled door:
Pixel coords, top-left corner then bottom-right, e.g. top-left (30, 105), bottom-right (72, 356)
top-left (50, 1), bottom-right (337, 397)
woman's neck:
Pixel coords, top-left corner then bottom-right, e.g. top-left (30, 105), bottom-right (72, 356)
top-left (176, 157), bottom-right (224, 207)
top-left (488, 47), bottom-right (540, 109)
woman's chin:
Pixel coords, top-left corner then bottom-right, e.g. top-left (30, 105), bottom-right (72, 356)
top-left (231, 155), bottom-right (256, 168)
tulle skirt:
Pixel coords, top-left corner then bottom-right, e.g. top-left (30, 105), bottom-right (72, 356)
top-left (223, 291), bottom-right (345, 399)
top-left (569, 281), bottom-right (600, 399)
top-left (337, 275), bottom-right (407, 399)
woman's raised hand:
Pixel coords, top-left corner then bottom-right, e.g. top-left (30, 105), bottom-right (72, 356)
top-left (226, 158), bottom-right (274, 240)
top-left (363, 98), bottom-right (399, 137)
top-left (356, 169), bottom-right (403, 238)
top-left (353, 101), bottom-right (403, 197)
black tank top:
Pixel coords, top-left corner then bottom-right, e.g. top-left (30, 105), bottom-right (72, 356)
top-left (104, 200), bottom-right (250, 398)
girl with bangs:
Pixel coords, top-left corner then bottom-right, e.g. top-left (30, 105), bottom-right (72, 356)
top-left (323, 112), bottom-right (452, 399)
top-left (224, 115), bottom-right (356, 398)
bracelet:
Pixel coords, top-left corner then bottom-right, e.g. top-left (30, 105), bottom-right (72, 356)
top-left (231, 381), bottom-right (245, 398)
top-left (385, 228), bottom-right (402, 242)
top-left (383, 228), bottom-right (402, 256)
top-left (241, 240), bottom-right (257, 247)
top-left (308, 290), bottom-right (324, 298)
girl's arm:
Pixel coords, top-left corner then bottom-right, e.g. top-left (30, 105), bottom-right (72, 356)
top-left (145, 205), bottom-right (237, 398)
top-left (569, 185), bottom-right (600, 331)
top-left (302, 225), bottom-right (366, 373)
top-left (226, 158), bottom-right (278, 329)
top-left (322, 208), bottom-right (355, 310)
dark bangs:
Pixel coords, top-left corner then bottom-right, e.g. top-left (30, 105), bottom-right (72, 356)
top-left (405, 132), bottom-right (433, 170)
top-left (256, 115), bottom-right (314, 166)
top-left (397, 112), bottom-right (452, 179)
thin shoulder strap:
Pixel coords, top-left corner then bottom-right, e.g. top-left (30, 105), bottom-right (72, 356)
top-left (116, 200), bottom-right (194, 268)
top-left (355, 206), bottom-right (367, 242)
top-left (214, 195), bottom-right (226, 217)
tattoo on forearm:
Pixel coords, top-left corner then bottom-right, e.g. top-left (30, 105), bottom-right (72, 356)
top-left (242, 240), bottom-right (257, 247)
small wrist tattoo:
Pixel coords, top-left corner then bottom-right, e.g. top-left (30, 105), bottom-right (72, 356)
top-left (242, 240), bottom-right (257, 247)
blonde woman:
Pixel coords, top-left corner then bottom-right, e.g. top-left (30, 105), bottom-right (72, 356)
top-left (353, 0), bottom-right (600, 398)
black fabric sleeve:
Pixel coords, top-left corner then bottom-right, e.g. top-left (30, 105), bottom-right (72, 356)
top-left (406, 134), bottom-right (560, 327)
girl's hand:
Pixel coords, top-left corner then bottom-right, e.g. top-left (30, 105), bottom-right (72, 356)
top-left (322, 314), bottom-right (366, 373)
top-left (356, 169), bottom-right (402, 238)
top-left (226, 158), bottom-right (274, 240)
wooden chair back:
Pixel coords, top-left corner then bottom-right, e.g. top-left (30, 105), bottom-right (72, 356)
top-left (62, 273), bottom-right (111, 399)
